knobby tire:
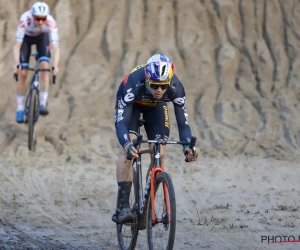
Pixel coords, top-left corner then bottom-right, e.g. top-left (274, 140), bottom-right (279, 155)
top-left (147, 172), bottom-right (176, 250)
top-left (116, 165), bottom-right (139, 250)
top-left (28, 89), bottom-right (38, 151)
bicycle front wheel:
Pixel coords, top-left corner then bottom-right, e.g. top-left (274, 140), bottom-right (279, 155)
top-left (28, 89), bottom-right (39, 151)
top-left (147, 172), bottom-right (176, 250)
top-left (116, 166), bottom-right (139, 250)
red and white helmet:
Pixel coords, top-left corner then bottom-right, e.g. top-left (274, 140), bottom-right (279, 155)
top-left (31, 2), bottom-right (50, 17)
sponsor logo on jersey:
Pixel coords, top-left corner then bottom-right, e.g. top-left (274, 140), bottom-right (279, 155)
top-left (120, 98), bottom-right (126, 107)
top-left (135, 81), bottom-right (144, 87)
top-left (124, 88), bottom-right (135, 102)
top-left (116, 108), bottom-right (124, 122)
top-left (19, 21), bottom-right (26, 28)
top-left (170, 82), bottom-right (176, 89)
top-left (163, 105), bottom-right (170, 128)
top-left (136, 100), bottom-right (164, 106)
top-left (173, 97), bottom-right (185, 105)
top-left (26, 16), bottom-right (31, 26)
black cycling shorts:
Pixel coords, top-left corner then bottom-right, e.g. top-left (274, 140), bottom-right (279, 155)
top-left (128, 102), bottom-right (170, 140)
top-left (20, 33), bottom-right (51, 68)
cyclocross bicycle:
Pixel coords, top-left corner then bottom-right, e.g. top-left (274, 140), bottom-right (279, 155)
top-left (116, 119), bottom-right (197, 250)
top-left (14, 51), bottom-right (56, 151)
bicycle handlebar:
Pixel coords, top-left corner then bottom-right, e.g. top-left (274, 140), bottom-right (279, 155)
top-left (14, 65), bottom-right (56, 84)
top-left (130, 134), bottom-right (197, 162)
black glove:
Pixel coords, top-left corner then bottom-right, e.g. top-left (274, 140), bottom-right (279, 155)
top-left (125, 142), bottom-right (136, 159)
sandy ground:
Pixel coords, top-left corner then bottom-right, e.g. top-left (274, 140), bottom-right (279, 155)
top-left (0, 147), bottom-right (299, 249)
top-left (1, 0), bottom-right (300, 249)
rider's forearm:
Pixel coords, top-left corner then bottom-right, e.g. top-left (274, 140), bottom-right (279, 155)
top-left (52, 44), bottom-right (60, 67)
top-left (115, 101), bottom-right (133, 147)
top-left (174, 105), bottom-right (192, 141)
top-left (13, 41), bottom-right (22, 64)
top-left (115, 120), bottom-right (131, 147)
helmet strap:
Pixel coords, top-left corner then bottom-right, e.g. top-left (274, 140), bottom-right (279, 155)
top-left (145, 80), bottom-right (151, 94)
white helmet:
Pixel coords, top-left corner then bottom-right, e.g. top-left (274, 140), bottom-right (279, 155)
top-left (31, 2), bottom-right (50, 17)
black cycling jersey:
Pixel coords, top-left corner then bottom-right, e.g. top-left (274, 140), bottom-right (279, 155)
top-left (114, 65), bottom-right (192, 148)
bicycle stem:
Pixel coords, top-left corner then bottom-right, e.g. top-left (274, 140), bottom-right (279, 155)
top-left (153, 142), bottom-right (161, 167)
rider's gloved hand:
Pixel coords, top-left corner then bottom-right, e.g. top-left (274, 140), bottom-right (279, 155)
top-left (52, 65), bottom-right (59, 75)
top-left (124, 142), bottom-right (138, 159)
top-left (183, 145), bottom-right (199, 162)
top-left (13, 63), bottom-right (20, 74)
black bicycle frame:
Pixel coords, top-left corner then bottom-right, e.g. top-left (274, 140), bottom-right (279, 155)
top-left (24, 58), bottom-right (51, 121)
top-left (25, 73), bottom-right (40, 122)
top-left (133, 133), bottom-right (196, 217)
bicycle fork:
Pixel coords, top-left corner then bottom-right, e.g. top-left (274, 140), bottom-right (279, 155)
top-left (150, 142), bottom-right (171, 225)
top-left (150, 167), bottom-right (170, 225)
top-left (136, 144), bottom-right (171, 226)
top-left (26, 74), bottom-right (40, 122)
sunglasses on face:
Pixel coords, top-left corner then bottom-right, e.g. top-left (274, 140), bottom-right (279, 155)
top-left (34, 16), bottom-right (47, 22)
top-left (149, 84), bottom-right (169, 90)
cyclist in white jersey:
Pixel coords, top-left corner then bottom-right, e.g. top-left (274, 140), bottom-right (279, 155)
top-left (13, 2), bottom-right (60, 123)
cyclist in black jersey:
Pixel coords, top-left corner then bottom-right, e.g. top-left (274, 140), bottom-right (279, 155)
top-left (112, 54), bottom-right (199, 224)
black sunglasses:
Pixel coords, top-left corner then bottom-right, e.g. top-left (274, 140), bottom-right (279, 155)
top-left (150, 84), bottom-right (169, 90)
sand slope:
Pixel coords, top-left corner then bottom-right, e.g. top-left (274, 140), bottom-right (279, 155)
top-left (0, 0), bottom-right (299, 249)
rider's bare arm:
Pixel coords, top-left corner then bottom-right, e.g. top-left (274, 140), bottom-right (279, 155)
top-left (51, 43), bottom-right (60, 74)
top-left (13, 13), bottom-right (27, 69)
top-left (47, 16), bottom-right (60, 74)
top-left (13, 41), bottom-right (22, 67)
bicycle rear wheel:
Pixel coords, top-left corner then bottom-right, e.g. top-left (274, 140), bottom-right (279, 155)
top-left (116, 166), bottom-right (139, 250)
top-left (28, 89), bottom-right (39, 151)
top-left (147, 172), bottom-right (176, 250)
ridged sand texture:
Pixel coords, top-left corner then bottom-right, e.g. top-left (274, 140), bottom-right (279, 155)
top-left (0, 0), bottom-right (299, 161)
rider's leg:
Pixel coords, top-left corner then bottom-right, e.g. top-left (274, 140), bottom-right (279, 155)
top-left (113, 104), bottom-right (140, 223)
top-left (114, 133), bottom-right (137, 223)
top-left (15, 69), bottom-right (28, 122)
top-left (16, 37), bottom-right (31, 123)
top-left (39, 60), bottom-right (50, 110)
top-left (116, 133), bottom-right (137, 209)
top-left (16, 69), bottom-right (28, 109)
top-left (36, 33), bottom-right (51, 115)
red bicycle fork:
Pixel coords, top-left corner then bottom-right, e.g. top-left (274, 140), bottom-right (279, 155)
top-left (150, 167), bottom-right (170, 224)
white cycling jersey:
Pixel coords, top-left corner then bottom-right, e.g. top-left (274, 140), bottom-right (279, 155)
top-left (15, 11), bottom-right (59, 44)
